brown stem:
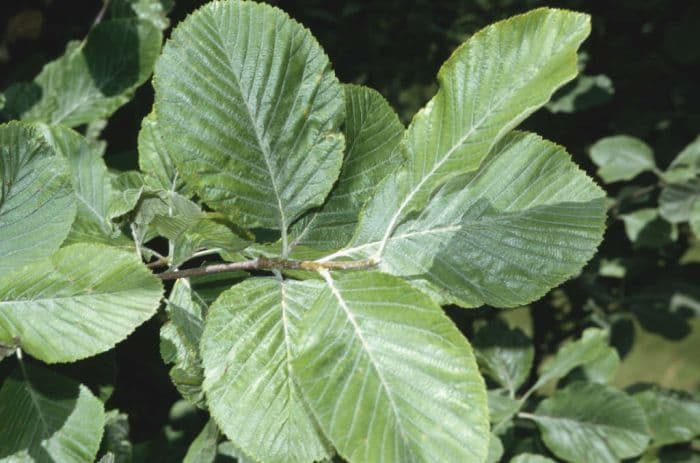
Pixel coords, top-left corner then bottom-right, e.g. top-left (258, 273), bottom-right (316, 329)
top-left (155, 257), bottom-right (377, 280)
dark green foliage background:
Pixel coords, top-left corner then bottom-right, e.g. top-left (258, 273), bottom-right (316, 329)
top-left (1, 0), bottom-right (698, 460)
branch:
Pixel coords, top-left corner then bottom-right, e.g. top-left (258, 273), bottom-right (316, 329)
top-left (156, 257), bottom-right (378, 280)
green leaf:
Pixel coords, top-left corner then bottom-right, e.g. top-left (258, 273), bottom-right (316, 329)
top-left (201, 277), bottom-right (331, 463)
top-left (0, 122), bottom-right (76, 273)
top-left (109, 171), bottom-right (145, 219)
top-left (183, 420), bottom-right (219, 463)
top-left (530, 382), bottom-right (650, 463)
top-left (154, 0), bottom-right (344, 229)
top-left (293, 271), bottom-right (489, 463)
top-left (138, 111), bottom-right (187, 194)
top-left (290, 84), bottom-right (404, 250)
top-left (0, 364), bottom-right (105, 463)
top-left (535, 328), bottom-right (611, 390)
top-left (488, 389), bottom-right (521, 424)
top-left (16, 19), bottom-right (161, 127)
top-left (351, 8), bottom-right (590, 248)
top-left (0, 243), bottom-right (163, 363)
top-left (160, 279), bottom-right (206, 407)
top-left (581, 346), bottom-right (620, 384)
top-left (690, 199), bottom-right (700, 236)
top-left (486, 433), bottom-right (504, 463)
top-left (546, 73), bottom-right (614, 114)
top-left (510, 454), bottom-right (557, 463)
top-left (111, 0), bottom-right (172, 31)
top-left (663, 135), bottom-right (700, 184)
top-left (631, 386), bottom-right (700, 446)
top-left (151, 214), bottom-right (249, 266)
top-left (37, 124), bottom-right (121, 241)
top-left (621, 208), bottom-right (677, 248)
top-left (98, 410), bottom-right (133, 463)
top-left (589, 135), bottom-right (657, 183)
top-left (473, 317), bottom-right (534, 394)
top-left (659, 180), bottom-right (700, 224)
top-left (336, 132), bottom-right (606, 308)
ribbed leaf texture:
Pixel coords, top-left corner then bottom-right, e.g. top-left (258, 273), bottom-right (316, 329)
top-left (293, 271), bottom-right (489, 463)
top-left (336, 132), bottom-right (606, 307)
top-left (290, 84), bottom-right (404, 250)
top-left (351, 8), bottom-right (591, 247)
top-left (201, 278), bottom-right (331, 463)
top-left (154, 0), bottom-right (345, 229)
top-left (0, 122), bottom-right (76, 273)
top-left (0, 243), bottom-right (163, 363)
top-left (0, 364), bottom-right (105, 463)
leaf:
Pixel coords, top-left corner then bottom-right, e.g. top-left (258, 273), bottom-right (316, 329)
top-left (589, 135), bottom-right (657, 183)
top-left (621, 208), bottom-right (677, 248)
top-left (351, 8), bottom-right (590, 248)
top-left (663, 135), bottom-right (700, 184)
top-left (336, 132), bottom-right (606, 308)
top-left (111, 0), bottom-right (172, 31)
top-left (535, 328), bottom-right (611, 390)
top-left (0, 364), bottom-right (105, 462)
top-left (488, 389), bottom-right (522, 424)
top-left (290, 84), bottom-right (404, 250)
top-left (510, 454), bottom-right (557, 463)
top-left (659, 180), bottom-right (700, 224)
top-left (631, 386), bottom-right (700, 446)
top-left (98, 410), bottom-right (133, 463)
top-left (151, 214), bottom-right (249, 266)
top-left (486, 433), bottom-right (504, 463)
top-left (0, 122), bottom-right (76, 273)
top-left (160, 279), bottom-right (206, 407)
top-left (293, 271), bottom-right (489, 463)
top-left (201, 277), bottom-right (331, 463)
top-left (37, 123), bottom-right (120, 241)
top-left (0, 243), bottom-right (163, 363)
top-left (16, 19), bottom-right (161, 127)
top-left (546, 73), bottom-right (614, 114)
top-left (154, 0), bottom-right (345, 229)
top-left (473, 317), bottom-right (534, 394)
top-left (109, 171), bottom-right (145, 219)
top-left (530, 382), bottom-right (650, 463)
top-left (138, 111), bottom-right (187, 194)
top-left (581, 347), bottom-right (620, 384)
top-left (183, 420), bottom-right (219, 463)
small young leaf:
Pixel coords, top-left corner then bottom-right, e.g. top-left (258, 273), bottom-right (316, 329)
top-left (201, 277), bottom-right (331, 463)
top-left (488, 389), bottom-right (522, 424)
top-left (631, 385), bottom-right (700, 447)
top-left (486, 433), bottom-right (504, 463)
top-left (160, 279), bottom-right (207, 407)
top-left (659, 180), bottom-right (700, 224)
top-left (293, 271), bottom-right (489, 463)
top-left (0, 122), bottom-right (76, 273)
top-left (183, 420), bottom-right (219, 463)
top-left (530, 382), bottom-right (650, 463)
top-left (663, 135), bottom-right (700, 184)
top-left (589, 135), bottom-right (656, 183)
top-left (0, 364), bottom-right (105, 462)
top-left (154, 0), bottom-right (344, 229)
top-left (474, 318), bottom-right (534, 394)
top-left (290, 84), bottom-right (404, 250)
top-left (621, 208), bottom-right (677, 248)
top-left (0, 243), bottom-right (163, 363)
top-left (535, 328), bottom-right (611, 390)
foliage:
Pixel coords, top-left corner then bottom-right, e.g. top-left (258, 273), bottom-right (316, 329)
top-left (0, 1), bottom-right (699, 462)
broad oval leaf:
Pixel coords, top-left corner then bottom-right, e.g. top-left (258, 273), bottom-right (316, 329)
top-left (138, 110), bottom-right (188, 194)
top-left (335, 132), bottom-right (606, 308)
top-left (0, 364), bottom-right (105, 463)
top-left (290, 84), bottom-right (404, 250)
top-left (352, 8), bottom-right (590, 246)
top-left (201, 277), bottom-right (331, 463)
top-left (589, 135), bottom-right (657, 183)
top-left (154, 0), bottom-right (344, 229)
top-left (13, 19), bottom-right (161, 127)
top-left (530, 382), bottom-right (650, 463)
top-left (0, 122), bottom-right (76, 273)
top-left (293, 271), bottom-right (489, 463)
top-left (631, 385), bottom-right (700, 447)
top-left (0, 243), bottom-right (163, 363)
